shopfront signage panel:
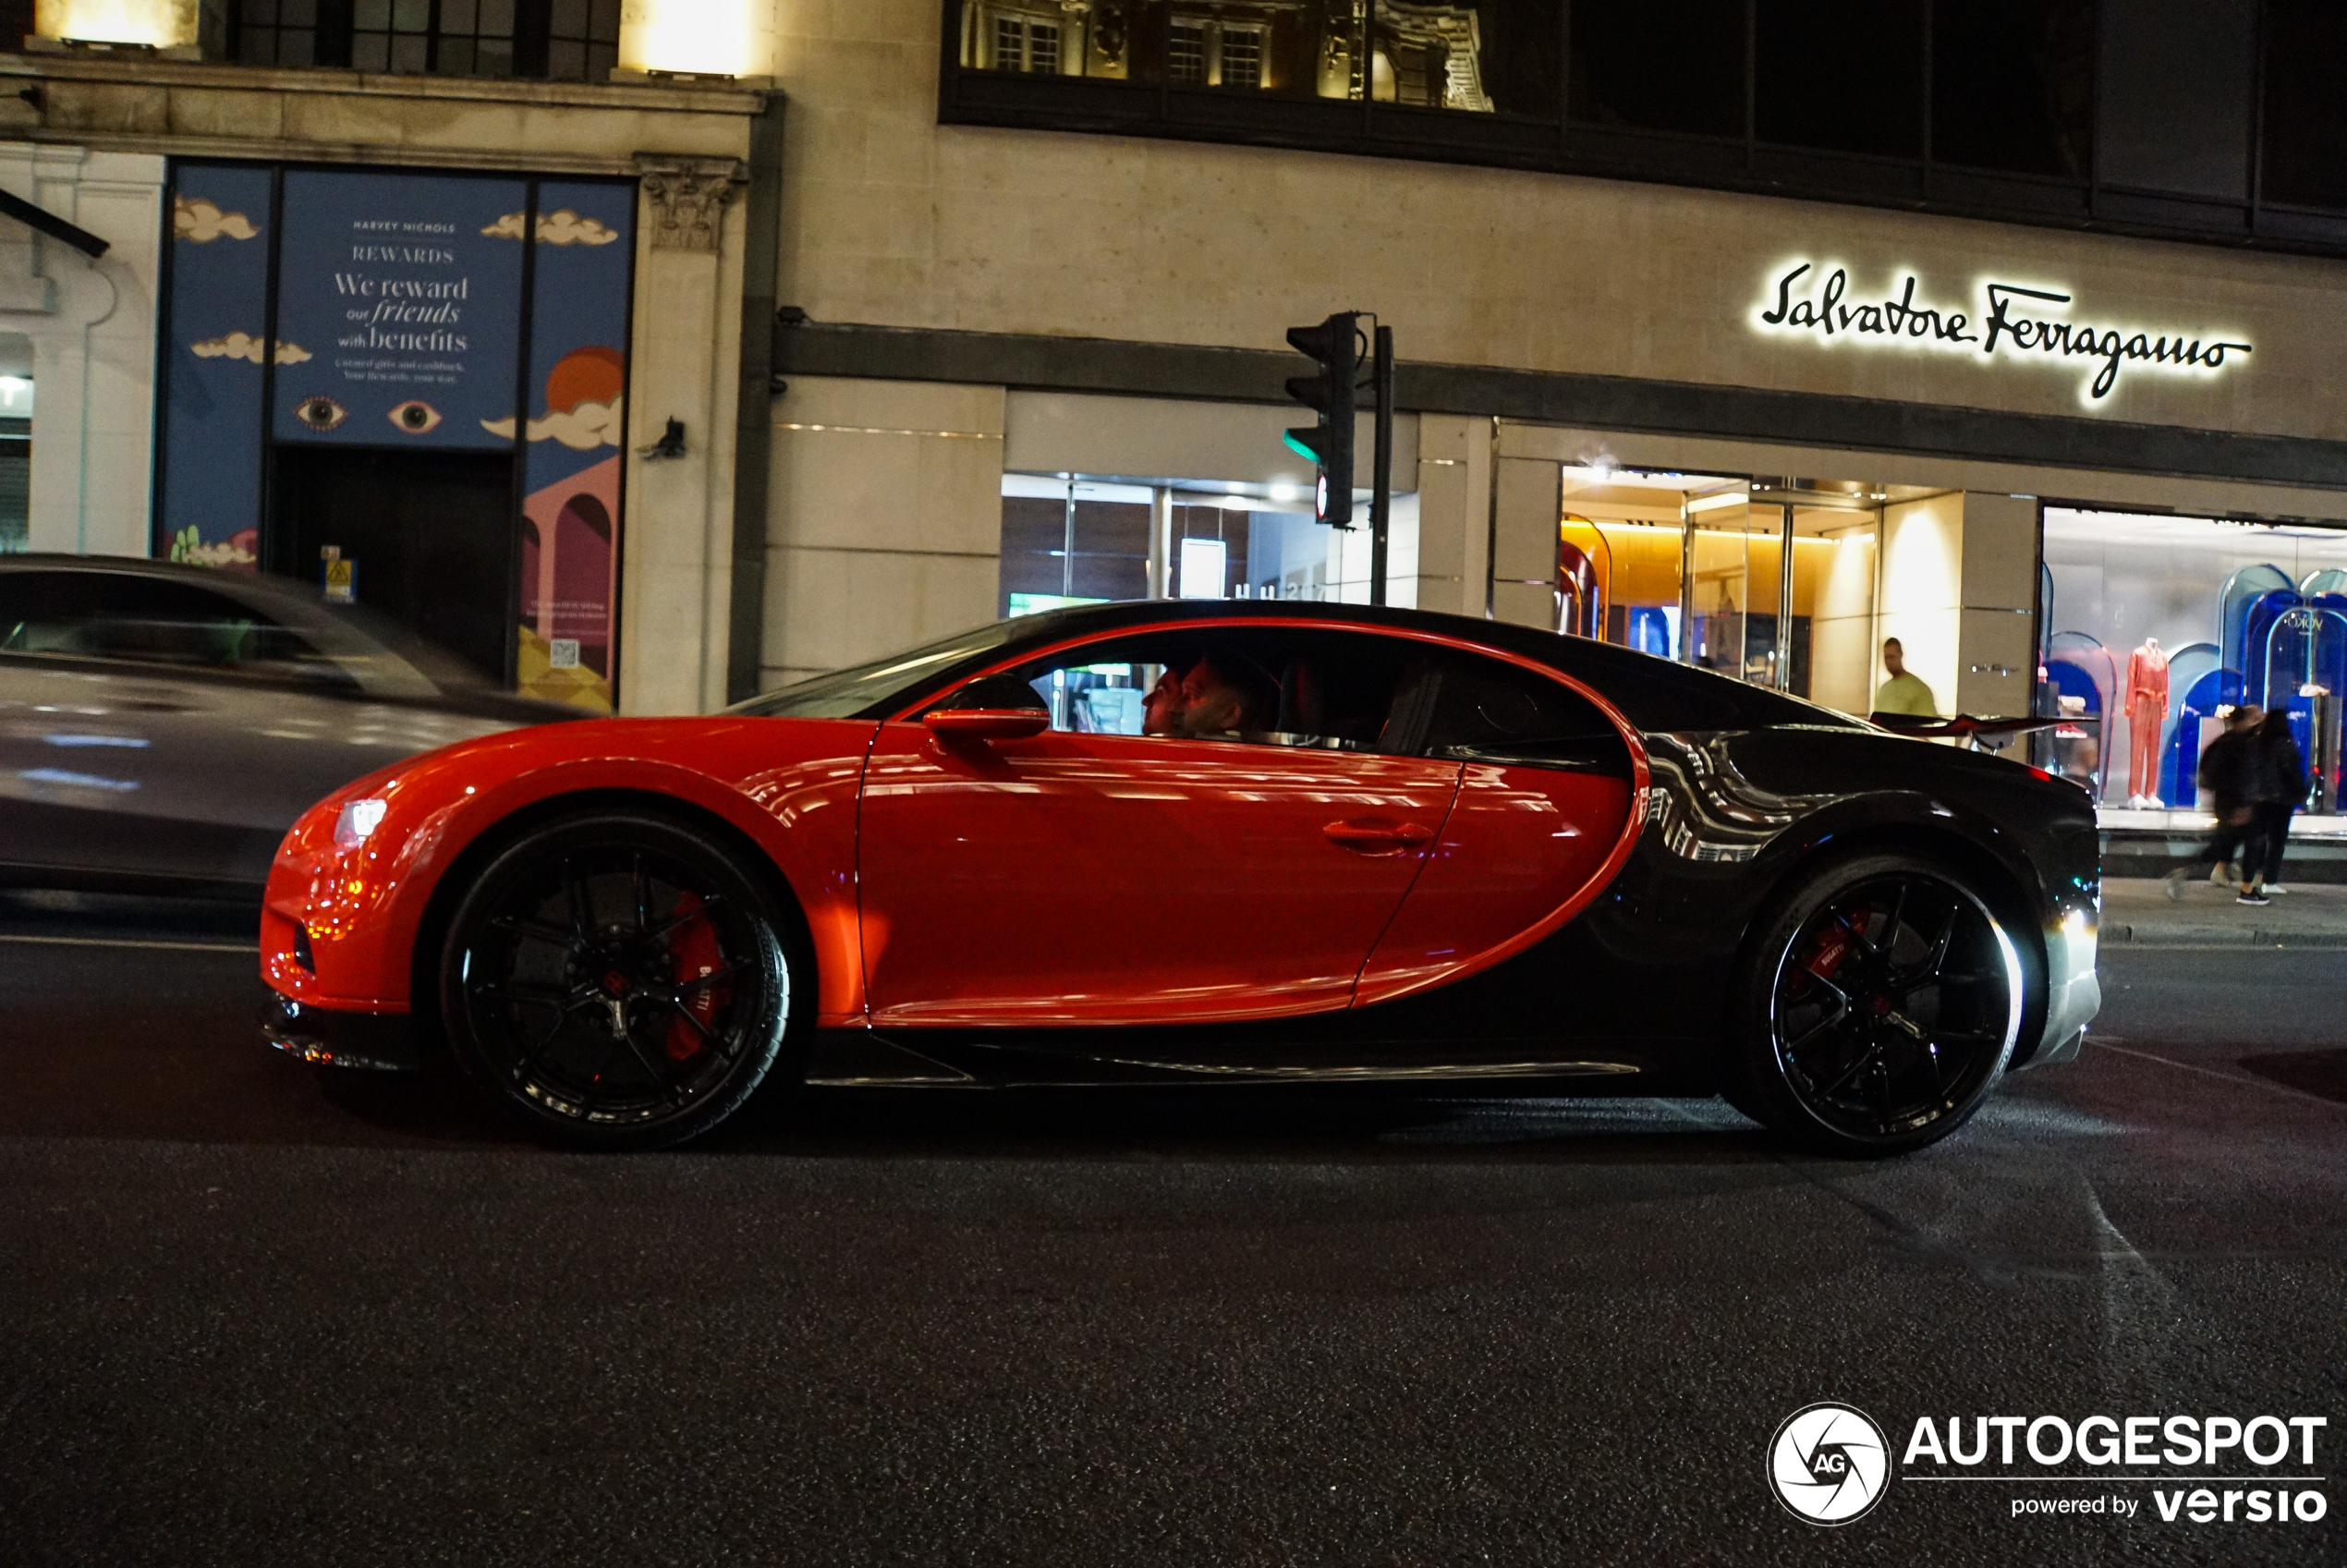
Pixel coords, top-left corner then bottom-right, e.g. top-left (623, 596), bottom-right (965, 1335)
top-left (1751, 261), bottom-right (2252, 405)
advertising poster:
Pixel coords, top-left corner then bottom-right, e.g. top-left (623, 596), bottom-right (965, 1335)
top-left (157, 166), bottom-right (274, 569)
top-left (271, 172), bottom-right (527, 448)
top-left (154, 164), bottom-right (635, 706)
top-left (510, 180), bottom-right (636, 711)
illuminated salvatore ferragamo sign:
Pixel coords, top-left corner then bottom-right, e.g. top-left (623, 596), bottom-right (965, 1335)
top-left (1752, 261), bottom-right (2252, 404)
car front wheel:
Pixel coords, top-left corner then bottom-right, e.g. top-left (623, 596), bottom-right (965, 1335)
top-left (1729, 853), bottom-right (2024, 1157)
top-left (438, 808), bottom-right (798, 1150)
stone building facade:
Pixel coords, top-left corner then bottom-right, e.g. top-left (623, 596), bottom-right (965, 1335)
top-left (11, 3), bottom-right (2347, 813)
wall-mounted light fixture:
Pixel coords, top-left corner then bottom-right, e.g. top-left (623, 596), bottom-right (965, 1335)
top-left (30, 0), bottom-right (198, 52)
top-left (617, 0), bottom-right (761, 79)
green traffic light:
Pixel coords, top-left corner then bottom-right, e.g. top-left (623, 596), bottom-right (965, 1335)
top-left (1283, 432), bottom-right (1319, 462)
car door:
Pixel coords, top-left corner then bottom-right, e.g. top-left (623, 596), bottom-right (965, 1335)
top-left (1355, 648), bottom-right (1643, 1006)
top-left (855, 623), bottom-right (1464, 1027)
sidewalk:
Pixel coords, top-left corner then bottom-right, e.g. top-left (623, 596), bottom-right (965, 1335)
top-left (2101, 876), bottom-right (2347, 947)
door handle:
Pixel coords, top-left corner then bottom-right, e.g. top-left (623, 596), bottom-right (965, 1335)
top-left (1322, 818), bottom-right (1435, 853)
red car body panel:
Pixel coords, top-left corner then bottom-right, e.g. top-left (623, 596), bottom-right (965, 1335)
top-left (260, 614), bottom-right (1651, 1036)
top-left (858, 724), bottom-right (1463, 1025)
top-left (1355, 763), bottom-right (1637, 1007)
top-left (261, 718), bottom-right (878, 1024)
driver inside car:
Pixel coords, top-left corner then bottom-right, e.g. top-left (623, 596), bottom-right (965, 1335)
top-left (1141, 649), bottom-right (1275, 739)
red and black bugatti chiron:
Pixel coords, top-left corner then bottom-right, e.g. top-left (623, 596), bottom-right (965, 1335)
top-left (259, 600), bottom-right (2101, 1156)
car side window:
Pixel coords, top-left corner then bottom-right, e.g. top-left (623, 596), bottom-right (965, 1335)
top-left (0, 571), bottom-right (355, 688)
top-left (928, 626), bottom-right (1415, 751)
top-left (1411, 651), bottom-right (1632, 774)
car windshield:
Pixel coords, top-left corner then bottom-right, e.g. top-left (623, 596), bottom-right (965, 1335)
top-left (730, 619), bottom-right (1025, 719)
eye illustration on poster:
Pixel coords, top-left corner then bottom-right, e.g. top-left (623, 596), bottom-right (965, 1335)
top-left (159, 175), bottom-right (274, 569)
top-left (506, 183), bottom-right (636, 712)
top-left (271, 173), bottom-right (526, 447)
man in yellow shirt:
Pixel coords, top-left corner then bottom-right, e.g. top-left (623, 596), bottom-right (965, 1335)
top-left (1875, 638), bottom-right (1939, 717)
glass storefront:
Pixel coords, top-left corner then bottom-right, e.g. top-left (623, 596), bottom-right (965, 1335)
top-left (1548, 467), bottom-right (1901, 719)
top-left (998, 472), bottom-right (1417, 617)
top-left (2041, 508), bottom-right (2347, 812)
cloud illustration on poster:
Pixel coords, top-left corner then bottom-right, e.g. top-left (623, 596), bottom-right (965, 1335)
top-left (481, 345), bottom-right (627, 447)
top-left (174, 196), bottom-right (259, 243)
top-left (481, 209), bottom-right (621, 246)
top-left (190, 332), bottom-right (312, 365)
top-left (537, 209), bottom-right (620, 246)
top-left (480, 397), bottom-right (625, 450)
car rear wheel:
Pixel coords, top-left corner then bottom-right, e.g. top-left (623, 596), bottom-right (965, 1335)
top-left (438, 809), bottom-right (797, 1150)
top-left (1730, 853), bottom-right (2023, 1157)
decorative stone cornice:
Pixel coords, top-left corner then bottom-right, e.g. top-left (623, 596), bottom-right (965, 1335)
top-left (635, 155), bottom-right (744, 253)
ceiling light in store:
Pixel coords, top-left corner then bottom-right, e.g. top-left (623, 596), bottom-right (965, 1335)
top-left (1685, 491), bottom-right (1751, 514)
top-left (1269, 481), bottom-right (1303, 504)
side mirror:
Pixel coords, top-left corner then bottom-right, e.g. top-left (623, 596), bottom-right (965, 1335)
top-left (923, 708), bottom-right (1050, 743)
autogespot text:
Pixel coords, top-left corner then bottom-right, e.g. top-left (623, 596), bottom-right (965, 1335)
top-left (1901, 1414), bottom-right (2328, 1525)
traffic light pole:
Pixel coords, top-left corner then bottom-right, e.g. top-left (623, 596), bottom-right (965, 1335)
top-left (1369, 323), bottom-right (1393, 608)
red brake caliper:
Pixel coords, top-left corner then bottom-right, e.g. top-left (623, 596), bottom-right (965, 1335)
top-left (663, 892), bottom-right (730, 1064)
top-left (1803, 918), bottom-right (1854, 985)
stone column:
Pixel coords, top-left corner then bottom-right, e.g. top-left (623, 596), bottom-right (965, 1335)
top-left (620, 153), bottom-right (746, 715)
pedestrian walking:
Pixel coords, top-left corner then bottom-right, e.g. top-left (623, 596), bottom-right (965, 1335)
top-left (2166, 705), bottom-right (2268, 905)
top-left (2250, 708), bottom-right (2306, 895)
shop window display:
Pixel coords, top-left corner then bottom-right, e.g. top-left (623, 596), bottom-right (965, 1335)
top-left (2040, 508), bottom-right (2347, 814)
top-left (1549, 468), bottom-right (1887, 718)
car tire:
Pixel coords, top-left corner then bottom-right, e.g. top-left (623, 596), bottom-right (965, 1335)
top-left (438, 808), bottom-right (801, 1151)
top-left (1726, 851), bottom-right (2024, 1158)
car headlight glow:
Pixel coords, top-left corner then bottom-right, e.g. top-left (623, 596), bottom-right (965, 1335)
top-left (334, 797), bottom-right (389, 849)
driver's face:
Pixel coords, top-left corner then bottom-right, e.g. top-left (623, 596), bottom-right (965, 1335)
top-left (1141, 668), bottom-right (1186, 736)
top-left (1141, 661), bottom-right (1245, 737)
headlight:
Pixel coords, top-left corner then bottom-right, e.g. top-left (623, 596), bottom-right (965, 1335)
top-left (334, 797), bottom-right (389, 848)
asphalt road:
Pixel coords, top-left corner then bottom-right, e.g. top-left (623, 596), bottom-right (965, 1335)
top-left (2, 893), bottom-right (2342, 1567)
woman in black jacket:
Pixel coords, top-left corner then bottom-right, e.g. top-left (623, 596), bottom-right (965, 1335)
top-left (2252, 709), bottom-right (2308, 894)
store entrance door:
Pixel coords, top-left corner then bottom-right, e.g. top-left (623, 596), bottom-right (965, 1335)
top-left (273, 447), bottom-right (516, 684)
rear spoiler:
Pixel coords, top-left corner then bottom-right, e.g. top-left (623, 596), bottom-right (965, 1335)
top-left (1868, 712), bottom-right (2068, 739)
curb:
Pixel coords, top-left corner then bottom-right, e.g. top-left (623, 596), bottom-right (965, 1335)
top-left (2103, 924), bottom-right (2347, 947)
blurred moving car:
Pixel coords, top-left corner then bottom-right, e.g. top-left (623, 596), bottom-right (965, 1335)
top-left (0, 554), bottom-right (576, 898)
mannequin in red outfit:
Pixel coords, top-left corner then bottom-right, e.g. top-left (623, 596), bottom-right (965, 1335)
top-left (2125, 638), bottom-right (2170, 807)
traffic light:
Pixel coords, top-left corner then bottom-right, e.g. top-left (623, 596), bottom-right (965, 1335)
top-left (1283, 311), bottom-right (1361, 529)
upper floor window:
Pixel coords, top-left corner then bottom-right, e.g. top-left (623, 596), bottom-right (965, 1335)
top-left (231, 0), bottom-right (619, 81)
top-left (947, 1), bottom-right (2347, 260)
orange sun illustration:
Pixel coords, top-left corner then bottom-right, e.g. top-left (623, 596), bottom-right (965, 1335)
top-left (544, 345), bottom-right (624, 415)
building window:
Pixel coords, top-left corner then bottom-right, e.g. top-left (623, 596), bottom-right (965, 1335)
top-left (993, 14), bottom-right (1062, 73)
top-left (544, 0), bottom-right (622, 82)
top-left (231, 0), bottom-right (619, 81)
top-left (1168, 19), bottom-right (1205, 84)
top-left (235, 0), bottom-right (322, 67)
top-left (1219, 24), bottom-right (1262, 90)
top-left (946, 0), bottom-right (2347, 261)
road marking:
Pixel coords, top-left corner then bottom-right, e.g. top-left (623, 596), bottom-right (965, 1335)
top-left (2090, 1039), bottom-right (2345, 1111)
top-left (0, 933), bottom-right (257, 954)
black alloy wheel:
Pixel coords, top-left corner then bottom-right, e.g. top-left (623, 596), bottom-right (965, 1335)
top-left (1731, 853), bottom-right (2023, 1157)
top-left (439, 809), bottom-right (798, 1150)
